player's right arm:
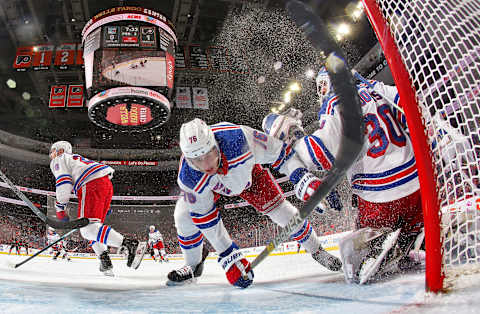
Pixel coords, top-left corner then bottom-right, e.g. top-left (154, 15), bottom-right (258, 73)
top-left (50, 154), bottom-right (73, 221)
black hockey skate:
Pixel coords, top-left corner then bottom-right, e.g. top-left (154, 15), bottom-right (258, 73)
top-left (312, 245), bottom-right (342, 272)
top-left (122, 237), bottom-right (147, 269)
top-left (166, 246), bottom-right (209, 286)
top-left (99, 251), bottom-right (114, 277)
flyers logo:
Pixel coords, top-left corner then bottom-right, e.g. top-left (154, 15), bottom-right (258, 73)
top-left (16, 55), bottom-right (31, 65)
top-left (71, 87), bottom-right (82, 93)
top-left (54, 87), bottom-right (64, 94)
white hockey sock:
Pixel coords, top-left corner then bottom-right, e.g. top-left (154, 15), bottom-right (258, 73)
top-left (91, 241), bottom-right (108, 256)
top-left (80, 223), bottom-right (124, 248)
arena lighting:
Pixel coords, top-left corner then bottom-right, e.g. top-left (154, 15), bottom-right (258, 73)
top-left (337, 23), bottom-right (351, 36)
top-left (33, 46), bottom-right (38, 52)
top-left (289, 82), bottom-right (301, 92)
top-left (22, 92), bottom-right (31, 101)
top-left (271, 107), bottom-right (279, 113)
top-left (346, 2), bottom-right (364, 21)
top-left (6, 79), bottom-right (16, 89)
top-left (278, 103), bottom-right (285, 111)
top-left (283, 91), bottom-right (292, 103)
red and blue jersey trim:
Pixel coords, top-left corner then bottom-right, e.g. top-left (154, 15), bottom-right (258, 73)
top-left (190, 204), bottom-right (220, 230)
top-left (227, 151), bottom-right (253, 170)
top-left (318, 95), bottom-right (339, 117)
top-left (271, 143), bottom-right (294, 171)
top-left (304, 135), bottom-right (335, 171)
top-left (351, 157), bottom-right (418, 191)
top-left (56, 174), bottom-right (73, 188)
top-left (291, 220), bottom-right (313, 244)
top-left (178, 231), bottom-right (204, 250)
top-left (73, 164), bottom-right (110, 193)
top-left (96, 225), bottom-right (111, 244)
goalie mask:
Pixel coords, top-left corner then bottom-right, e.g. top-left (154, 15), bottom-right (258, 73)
top-left (316, 66), bottom-right (332, 104)
top-left (179, 118), bottom-right (220, 175)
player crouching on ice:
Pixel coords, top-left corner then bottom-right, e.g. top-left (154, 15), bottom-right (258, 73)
top-left (167, 118), bottom-right (342, 288)
top-left (261, 66), bottom-right (425, 284)
top-left (49, 141), bottom-right (146, 276)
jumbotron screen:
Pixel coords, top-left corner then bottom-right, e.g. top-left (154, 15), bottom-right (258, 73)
top-left (82, 7), bottom-right (177, 132)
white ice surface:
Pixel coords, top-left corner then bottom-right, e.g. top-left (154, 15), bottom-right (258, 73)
top-left (0, 252), bottom-right (479, 313)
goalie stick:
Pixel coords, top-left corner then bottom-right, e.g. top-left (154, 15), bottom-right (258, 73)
top-left (0, 169), bottom-right (89, 229)
top-left (249, 0), bottom-right (364, 270)
top-left (13, 228), bottom-right (77, 269)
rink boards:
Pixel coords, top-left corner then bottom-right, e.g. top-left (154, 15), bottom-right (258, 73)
top-left (0, 230), bottom-right (349, 260)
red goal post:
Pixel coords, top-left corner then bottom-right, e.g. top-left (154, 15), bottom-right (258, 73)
top-left (362, 0), bottom-right (480, 293)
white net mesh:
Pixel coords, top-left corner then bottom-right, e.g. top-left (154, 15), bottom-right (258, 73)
top-left (367, 0), bottom-right (480, 283)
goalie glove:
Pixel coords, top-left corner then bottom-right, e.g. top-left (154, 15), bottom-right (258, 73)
top-left (55, 201), bottom-right (69, 222)
top-left (218, 243), bottom-right (254, 288)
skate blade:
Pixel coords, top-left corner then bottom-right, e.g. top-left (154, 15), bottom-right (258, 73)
top-left (359, 228), bottom-right (401, 285)
top-left (131, 242), bottom-right (147, 270)
top-left (102, 270), bottom-right (115, 277)
top-left (166, 277), bottom-right (197, 287)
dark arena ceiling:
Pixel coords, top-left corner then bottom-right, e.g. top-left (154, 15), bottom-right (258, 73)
top-left (0, 0), bottom-right (377, 151)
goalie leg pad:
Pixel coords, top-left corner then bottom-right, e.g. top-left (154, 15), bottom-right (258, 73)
top-left (340, 227), bottom-right (400, 284)
top-left (358, 228), bottom-right (401, 284)
top-left (218, 243), bottom-right (254, 288)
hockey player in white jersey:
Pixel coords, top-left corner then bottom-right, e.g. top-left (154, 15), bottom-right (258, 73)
top-left (47, 227), bottom-right (70, 261)
top-left (262, 67), bottom-right (424, 284)
top-left (49, 140), bottom-right (145, 276)
top-left (167, 118), bottom-right (342, 288)
top-left (148, 225), bottom-right (168, 262)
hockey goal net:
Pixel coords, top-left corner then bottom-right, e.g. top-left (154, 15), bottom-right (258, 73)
top-left (362, 0), bottom-right (480, 292)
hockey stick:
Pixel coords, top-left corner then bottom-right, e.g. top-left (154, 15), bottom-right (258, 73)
top-left (0, 169), bottom-right (89, 229)
top-left (13, 228), bottom-right (77, 268)
top-left (250, 0), bottom-right (364, 270)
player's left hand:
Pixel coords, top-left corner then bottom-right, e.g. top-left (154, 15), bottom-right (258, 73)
top-left (218, 243), bottom-right (254, 288)
top-left (55, 202), bottom-right (69, 222)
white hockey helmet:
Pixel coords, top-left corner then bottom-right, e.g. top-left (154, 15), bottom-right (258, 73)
top-left (179, 118), bottom-right (217, 159)
top-left (50, 140), bottom-right (72, 155)
top-left (48, 226), bottom-right (55, 233)
top-left (149, 225), bottom-right (155, 231)
top-left (316, 66), bottom-right (332, 102)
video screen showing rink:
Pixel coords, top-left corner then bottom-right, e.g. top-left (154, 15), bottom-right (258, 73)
top-left (101, 52), bottom-right (168, 87)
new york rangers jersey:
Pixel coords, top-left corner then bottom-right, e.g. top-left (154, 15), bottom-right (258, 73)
top-left (148, 230), bottom-right (164, 246)
top-left (280, 80), bottom-right (419, 203)
top-left (177, 123), bottom-right (287, 212)
top-left (50, 153), bottom-right (114, 204)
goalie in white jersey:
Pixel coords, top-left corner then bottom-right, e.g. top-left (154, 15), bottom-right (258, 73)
top-left (167, 118), bottom-right (342, 288)
top-left (262, 67), bottom-right (424, 284)
top-left (148, 225), bottom-right (168, 262)
top-left (49, 140), bottom-right (145, 276)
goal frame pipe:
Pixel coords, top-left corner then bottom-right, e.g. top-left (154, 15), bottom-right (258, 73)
top-left (362, 0), bottom-right (444, 292)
